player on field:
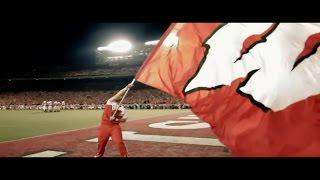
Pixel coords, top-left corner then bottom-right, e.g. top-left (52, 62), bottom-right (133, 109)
top-left (57, 101), bottom-right (61, 112)
top-left (53, 101), bottom-right (57, 112)
top-left (48, 100), bottom-right (53, 112)
top-left (61, 101), bottom-right (65, 110)
top-left (42, 101), bottom-right (47, 112)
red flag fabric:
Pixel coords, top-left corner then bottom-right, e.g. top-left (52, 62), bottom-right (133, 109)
top-left (135, 23), bottom-right (320, 156)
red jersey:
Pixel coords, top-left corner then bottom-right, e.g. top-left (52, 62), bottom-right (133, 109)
top-left (101, 100), bottom-right (121, 126)
top-left (96, 100), bottom-right (128, 157)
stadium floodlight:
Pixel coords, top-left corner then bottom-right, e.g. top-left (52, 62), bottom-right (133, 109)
top-left (144, 40), bottom-right (159, 46)
top-left (97, 40), bottom-right (132, 53)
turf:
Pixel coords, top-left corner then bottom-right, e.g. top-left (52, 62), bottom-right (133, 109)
top-left (0, 109), bottom-right (191, 142)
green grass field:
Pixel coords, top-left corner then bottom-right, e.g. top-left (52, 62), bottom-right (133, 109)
top-left (0, 109), bottom-right (191, 142)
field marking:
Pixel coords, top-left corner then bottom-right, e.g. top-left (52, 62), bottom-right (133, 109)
top-left (187, 115), bottom-right (197, 117)
top-left (149, 120), bottom-right (210, 129)
top-left (23, 150), bottom-right (66, 157)
top-left (177, 117), bottom-right (200, 120)
top-left (87, 131), bottom-right (225, 147)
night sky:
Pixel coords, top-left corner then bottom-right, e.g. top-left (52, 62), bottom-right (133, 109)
top-left (0, 23), bottom-right (170, 78)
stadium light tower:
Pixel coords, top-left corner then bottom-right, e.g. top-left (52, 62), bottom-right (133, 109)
top-left (97, 40), bottom-right (132, 53)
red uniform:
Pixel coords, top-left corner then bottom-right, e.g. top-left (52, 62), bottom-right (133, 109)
top-left (95, 101), bottom-right (128, 157)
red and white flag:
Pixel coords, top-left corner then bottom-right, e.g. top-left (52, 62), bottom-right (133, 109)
top-left (135, 23), bottom-right (320, 156)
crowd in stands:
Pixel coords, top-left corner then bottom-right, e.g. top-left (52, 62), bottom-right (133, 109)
top-left (0, 89), bottom-right (191, 110)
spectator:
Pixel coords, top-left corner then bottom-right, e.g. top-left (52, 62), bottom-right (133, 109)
top-left (0, 88), bottom-right (190, 110)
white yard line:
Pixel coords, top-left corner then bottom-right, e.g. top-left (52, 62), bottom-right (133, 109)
top-left (23, 150), bottom-right (67, 157)
top-left (87, 131), bottom-right (225, 147)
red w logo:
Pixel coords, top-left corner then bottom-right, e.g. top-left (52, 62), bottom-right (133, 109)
top-left (185, 23), bottom-right (320, 111)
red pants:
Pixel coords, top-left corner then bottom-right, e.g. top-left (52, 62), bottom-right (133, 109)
top-left (96, 124), bottom-right (128, 157)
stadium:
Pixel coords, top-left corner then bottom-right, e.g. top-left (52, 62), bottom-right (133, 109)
top-left (0, 23), bottom-right (229, 157)
top-left (2, 23), bottom-right (318, 157)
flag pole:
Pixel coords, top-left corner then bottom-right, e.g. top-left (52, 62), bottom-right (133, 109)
top-left (111, 78), bottom-right (135, 118)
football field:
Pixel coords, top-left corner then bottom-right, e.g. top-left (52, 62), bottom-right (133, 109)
top-left (0, 109), bottom-right (230, 157)
top-left (0, 109), bottom-right (190, 142)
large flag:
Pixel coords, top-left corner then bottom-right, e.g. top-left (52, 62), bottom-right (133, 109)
top-left (135, 23), bottom-right (320, 156)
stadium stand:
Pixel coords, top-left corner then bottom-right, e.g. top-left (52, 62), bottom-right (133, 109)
top-left (0, 43), bottom-right (191, 110)
top-left (0, 80), bottom-right (190, 110)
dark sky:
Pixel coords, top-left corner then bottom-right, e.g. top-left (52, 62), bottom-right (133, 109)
top-left (0, 23), bottom-right (170, 78)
